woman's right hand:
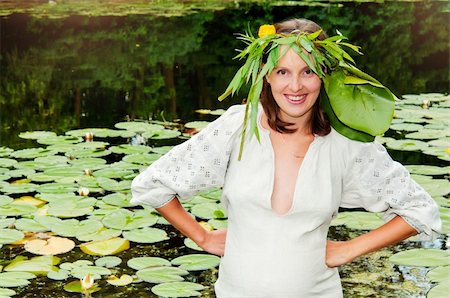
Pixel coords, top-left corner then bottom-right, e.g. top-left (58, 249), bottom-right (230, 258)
top-left (198, 229), bottom-right (227, 256)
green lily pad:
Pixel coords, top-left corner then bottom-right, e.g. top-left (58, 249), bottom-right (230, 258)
top-left (110, 144), bottom-right (152, 155)
top-left (14, 218), bottom-right (49, 232)
top-left (69, 157), bottom-right (107, 169)
top-left (101, 193), bottom-right (134, 207)
top-left (51, 219), bottom-right (103, 238)
top-left (208, 219), bottom-right (228, 230)
top-left (418, 179), bottom-right (450, 197)
top-left (0, 195), bottom-right (13, 206)
top-left (106, 274), bottom-right (133, 286)
top-left (37, 182), bottom-right (79, 194)
top-left (123, 227), bottom-right (169, 243)
top-left (426, 266), bottom-right (450, 283)
top-left (11, 148), bottom-right (57, 159)
top-left (36, 135), bottom-right (83, 145)
top-left (0, 217), bottom-right (15, 228)
top-left (0, 147), bottom-right (13, 157)
top-left (19, 131), bottom-right (57, 140)
top-left (63, 280), bottom-right (101, 293)
top-left (96, 177), bottom-right (131, 192)
top-left (7, 168), bottom-right (35, 178)
top-left (76, 227), bottom-right (122, 242)
top-left (0, 158), bottom-right (18, 168)
top-left (136, 266), bottom-right (189, 284)
top-left (389, 123), bottom-right (423, 132)
top-left (65, 148), bottom-right (111, 158)
top-left (94, 256), bottom-right (122, 268)
top-left (122, 153), bottom-right (161, 165)
top-left (92, 167), bottom-right (134, 179)
top-left (151, 146), bottom-right (173, 155)
top-left (171, 254), bottom-right (220, 271)
top-left (0, 228), bottom-right (24, 244)
top-left (0, 182), bottom-right (37, 194)
top-left (427, 283), bottom-right (450, 298)
top-left (115, 122), bottom-right (164, 132)
top-left (143, 129), bottom-right (181, 140)
top-left (0, 273), bottom-right (31, 288)
top-left (184, 238), bottom-right (203, 251)
top-left (75, 141), bottom-right (109, 149)
top-left (385, 139), bottom-right (429, 151)
top-left (331, 212), bottom-right (384, 230)
top-left (0, 288), bottom-right (16, 296)
top-left (43, 167), bottom-right (84, 178)
top-left (102, 209), bottom-right (158, 230)
top-left (406, 165), bottom-right (450, 176)
top-left (151, 281), bottom-right (205, 297)
top-left (0, 203), bottom-right (37, 216)
top-left (34, 156), bottom-right (69, 167)
top-left (405, 129), bottom-right (449, 140)
top-left (127, 257), bottom-right (171, 270)
top-left (184, 121), bottom-right (210, 129)
top-left (190, 203), bottom-right (227, 220)
top-left (389, 249), bottom-right (450, 267)
top-left (47, 269), bottom-right (70, 280)
top-left (4, 255), bottom-right (60, 275)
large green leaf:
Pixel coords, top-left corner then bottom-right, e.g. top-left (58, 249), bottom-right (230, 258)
top-left (123, 227), bottom-right (169, 243)
top-left (324, 69), bottom-right (395, 136)
top-left (427, 266), bottom-right (450, 283)
top-left (4, 255), bottom-right (60, 275)
top-left (171, 254), bottom-right (220, 271)
top-left (389, 249), bottom-right (450, 267)
top-left (0, 228), bottom-right (24, 244)
top-left (136, 266), bottom-right (188, 284)
top-left (151, 282), bottom-right (205, 297)
top-left (127, 257), bottom-right (171, 270)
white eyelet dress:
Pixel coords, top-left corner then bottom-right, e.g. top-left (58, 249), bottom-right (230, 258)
top-left (131, 104), bottom-right (441, 298)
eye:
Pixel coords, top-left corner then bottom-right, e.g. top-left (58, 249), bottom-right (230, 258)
top-left (276, 69), bottom-right (287, 75)
top-left (304, 68), bottom-right (313, 75)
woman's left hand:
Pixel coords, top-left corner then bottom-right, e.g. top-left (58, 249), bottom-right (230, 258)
top-left (325, 240), bottom-right (356, 268)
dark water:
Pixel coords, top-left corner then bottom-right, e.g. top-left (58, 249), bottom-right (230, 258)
top-left (1, 0), bottom-right (449, 150)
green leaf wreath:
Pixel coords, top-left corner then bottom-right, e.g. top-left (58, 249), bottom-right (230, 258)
top-left (218, 24), bottom-right (396, 159)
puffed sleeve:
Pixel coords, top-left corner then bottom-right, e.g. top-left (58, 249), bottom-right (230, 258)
top-left (341, 141), bottom-right (441, 241)
top-left (130, 105), bottom-right (244, 208)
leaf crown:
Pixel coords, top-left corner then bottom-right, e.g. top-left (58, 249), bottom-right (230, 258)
top-left (219, 24), bottom-right (395, 160)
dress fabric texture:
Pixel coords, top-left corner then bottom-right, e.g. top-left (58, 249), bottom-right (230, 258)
top-left (131, 104), bottom-right (441, 298)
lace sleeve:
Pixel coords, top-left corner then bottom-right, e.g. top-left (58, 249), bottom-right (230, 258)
top-left (341, 141), bottom-right (441, 241)
top-left (130, 105), bottom-right (244, 208)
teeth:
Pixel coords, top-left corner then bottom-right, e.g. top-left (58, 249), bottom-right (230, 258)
top-left (287, 95), bottom-right (305, 101)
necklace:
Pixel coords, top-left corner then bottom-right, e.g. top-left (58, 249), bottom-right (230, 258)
top-left (278, 132), bottom-right (306, 159)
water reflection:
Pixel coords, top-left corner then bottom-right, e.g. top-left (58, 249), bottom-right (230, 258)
top-left (1, 1), bottom-right (448, 149)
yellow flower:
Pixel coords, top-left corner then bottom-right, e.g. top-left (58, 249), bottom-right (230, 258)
top-left (445, 148), bottom-right (450, 154)
top-left (258, 24), bottom-right (276, 38)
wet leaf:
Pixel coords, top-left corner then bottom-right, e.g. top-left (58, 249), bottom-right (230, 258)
top-left (79, 237), bottom-right (130, 256)
top-left (95, 256), bottom-right (122, 268)
top-left (389, 249), bottom-right (450, 267)
top-left (151, 281), bottom-right (205, 297)
top-left (123, 227), bottom-right (169, 243)
top-left (0, 228), bottom-right (24, 244)
top-left (4, 255), bottom-right (60, 275)
top-left (171, 254), bottom-right (220, 271)
top-left (127, 257), bottom-right (171, 270)
top-left (106, 274), bottom-right (133, 286)
top-left (426, 266), bottom-right (450, 283)
top-left (136, 266), bottom-right (188, 284)
top-left (24, 236), bottom-right (75, 255)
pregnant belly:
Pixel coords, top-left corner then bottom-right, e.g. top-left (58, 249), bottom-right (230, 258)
top-left (215, 250), bottom-right (342, 298)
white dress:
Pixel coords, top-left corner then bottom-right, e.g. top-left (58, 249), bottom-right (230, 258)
top-left (131, 104), bottom-right (441, 298)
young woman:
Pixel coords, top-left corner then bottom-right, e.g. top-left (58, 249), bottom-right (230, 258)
top-left (131, 19), bottom-right (441, 297)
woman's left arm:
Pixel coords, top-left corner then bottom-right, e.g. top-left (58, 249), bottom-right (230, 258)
top-left (326, 215), bottom-right (417, 267)
top-left (331, 141), bottom-right (442, 268)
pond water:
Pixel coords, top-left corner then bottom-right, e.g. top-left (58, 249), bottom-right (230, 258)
top-left (0, 1), bottom-right (449, 298)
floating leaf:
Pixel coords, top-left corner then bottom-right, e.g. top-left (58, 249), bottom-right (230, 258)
top-left (115, 122), bottom-right (164, 132)
top-left (4, 255), bottom-right (60, 275)
top-left (106, 274), bottom-right (133, 286)
top-left (0, 203), bottom-right (37, 216)
top-left (11, 148), bottom-right (57, 159)
top-left (76, 227), bottom-right (122, 242)
top-left (389, 123), bottom-right (423, 132)
top-left (92, 167), bottom-right (134, 179)
top-left (426, 266), bottom-right (450, 283)
top-left (101, 192), bottom-right (134, 207)
top-left (122, 153), bottom-right (161, 165)
top-left (406, 165), bottom-right (450, 176)
top-left (14, 218), bottom-right (48, 232)
top-left (24, 236), bottom-right (75, 255)
top-left (0, 272), bottom-right (33, 287)
top-left (70, 265), bottom-right (112, 279)
top-left (427, 283), bottom-right (450, 298)
top-left (0, 183), bottom-right (37, 194)
top-left (184, 121), bottom-right (210, 129)
top-left (63, 280), bottom-right (101, 293)
top-left (0, 195), bottom-right (13, 206)
top-left (51, 219), bottom-right (103, 238)
top-left (389, 249), bottom-right (450, 267)
top-left (0, 217), bottom-right (15, 228)
top-left (127, 257), bottom-right (171, 270)
top-left (151, 281), bottom-right (205, 297)
top-left (123, 227), bottom-right (169, 243)
top-left (143, 129), bottom-right (181, 140)
top-left (95, 256), bottom-right (122, 268)
top-left (190, 203), bottom-right (227, 220)
top-left (0, 229), bottom-right (24, 244)
top-left (405, 129), bottom-right (449, 140)
top-left (171, 254), bottom-right (220, 271)
top-left (47, 269), bottom-right (70, 280)
top-left (136, 266), bottom-right (188, 284)
top-left (19, 131), bottom-right (57, 140)
top-left (0, 158), bottom-right (17, 168)
top-left (79, 237), bottom-right (130, 256)
top-left (385, 139), bottom-right (429, 151)
top-left (184, 238), bottom-right (203, 251)
top-left (102, 209), bottom-right (158, 230)
top-left (0, 288), bottom-right (16, 296)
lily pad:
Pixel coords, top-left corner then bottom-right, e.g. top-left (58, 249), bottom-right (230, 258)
top-left (0, 158), bottom-right (17, 168)
top-left (136, 266), bottom-right (189, 284)
top-left (92, 167), bottom-right (134, 179)
top-left (106, 274), bottom-right (133, 286)
top-left (389, 249), bottom-right (450, 267)
top-left (0, 272), bottom-right (32, 288)
top-left (101, 192), bottom-right (135, 207)
top-left (0, 147), bottom-right (13, 157)
top-left (0, 195), bottom-right (13, 206)
top-left (0, 183), bottom-right (37, 194)
top-left (405, 129), bottom-right (449, 140)
top-left (95, 256), bottom-right (122, 268)
top-left (427, 283), bottom-right (450, 298)
top-left (0, 203), bottom-right (37, 216)
top-left (11, 148), bottom-right (57, 159)
top-left (406, 165), bottom-right (450, 176)
top-left (63, 280), bottom-right (101, 294)
top-left (127, 257), bottom-right (171, 270)
top-left (36, 135), bottom-right (82, 145)
top-left (151, 281), bottom-right (205, 297)
top-left (115, 122), bottom-right (164, 132)
top-left (76, 227), bottom-right (122, 242)
top-left (19, 131), bottom-right (57, 140)
top-left (47, 269), bottom-right (70, 280)
top-left (171, 254), bottom-right (220, 271)
top-left (184, 238), bottom-right (203, 251)
top-left (184, 121), bottom-right (210, 129)
top-left (79, 237), bottom-right (130, 256)
top-left (110, 144), bottom-right (152, 155)
top-left (122, 153), bottom-right (161, 165)
top-left (0, 228), bottom-right (24, 244)
top-left (389, 123), bottom-right (423, 132)
top-left (65, 148), bottom-right (111, 158)
top-left (143, 129), bottom-right (181, 140)
top-left (0, 288), bottom-right (16, 296)
top-left (123, 227), bottom-right (169, 243)
top-left (14, 218), bottom-right (49, 232)
top-left (426, 266), bottom-right (450, 283)
top-left (102, 209), bottom-right (158, 230)
top-left (190, 203), bottom-right (227, 220)
top-left (385, 139), bottom-right (429, 151)
top-left (51, 219), bottom-right (103, 237)
top-left (331, 212), bottom-right (384, 230)
top-left (4, 255), bottom-right (60, 275)
top-left (70, 265), bottom-right (112, 279)
top-left (24, 236), bottom-right (75, 255)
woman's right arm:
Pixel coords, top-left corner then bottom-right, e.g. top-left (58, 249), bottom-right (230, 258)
top-left (156, 198), bottom-right (226, 256)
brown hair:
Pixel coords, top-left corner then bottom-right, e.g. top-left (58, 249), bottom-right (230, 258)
top-left (260, 18), bottom-right (331, 135)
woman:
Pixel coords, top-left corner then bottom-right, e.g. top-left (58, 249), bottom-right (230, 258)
top-left (131, 19), bottom-right (441, 297)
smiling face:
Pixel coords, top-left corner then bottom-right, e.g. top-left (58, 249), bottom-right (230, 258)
top-left (266, 47), bottom-right (322, 130)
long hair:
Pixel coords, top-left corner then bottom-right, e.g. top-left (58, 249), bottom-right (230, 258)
top-left (260, 18), bottom-right (331, 135)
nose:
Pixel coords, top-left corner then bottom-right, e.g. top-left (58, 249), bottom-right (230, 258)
top-left (289, 75), bottom-right (303, 92)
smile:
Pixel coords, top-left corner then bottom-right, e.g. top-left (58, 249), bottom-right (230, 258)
top-left (285, 94), bottom-right (307, 103)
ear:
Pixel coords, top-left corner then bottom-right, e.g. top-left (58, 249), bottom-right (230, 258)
top-left (265, 74), bottom-right (271, 84)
